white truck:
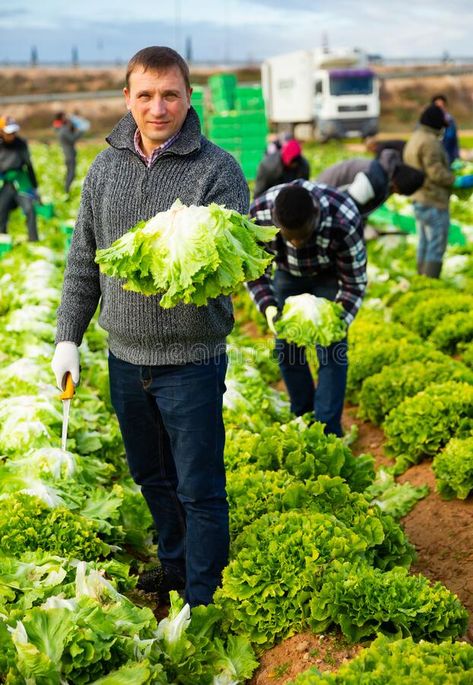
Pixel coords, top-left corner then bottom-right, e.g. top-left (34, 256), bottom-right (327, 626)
top-left (261, 48), bottom-right (380, 141)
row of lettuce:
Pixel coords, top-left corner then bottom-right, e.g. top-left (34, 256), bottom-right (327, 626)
top-left (0, 142), bottom-right (471, 682)
top-left (348, 235), bottom-right (473, 492)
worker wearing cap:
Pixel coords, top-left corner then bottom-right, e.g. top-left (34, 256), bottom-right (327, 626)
top-left (254, 137), bottom-right (310, 198)
top-left (403, 104), bottom-right (455, 278)
top-left (0, 117), bottom-right (39, 241)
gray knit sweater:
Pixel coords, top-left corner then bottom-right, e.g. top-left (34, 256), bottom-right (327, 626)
top-left (55, 108), bottom-right (250, 365)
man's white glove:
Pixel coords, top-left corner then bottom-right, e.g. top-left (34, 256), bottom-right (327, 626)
top-left (51, 341), bottom-right (80, 390)
top-left (265, 305), bottom-right (279, 335)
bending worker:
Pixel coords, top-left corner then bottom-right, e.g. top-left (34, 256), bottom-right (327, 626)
top-left (316, 149), bottom-right (425, 220)
top-left (247, 180), bottom-right (367, 438)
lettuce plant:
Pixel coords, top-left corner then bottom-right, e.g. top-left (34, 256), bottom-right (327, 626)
top-left (359, 360), bottom-right (473, 426)
top-left (95, 199), bottom-right (278, 307)
top-left (288, 635), bottom-right (473, 684)
top-left (433, 436), bottom-right (473, 500)
top-left (275, 294), bottom-right (346, 348)
top-left (384, 381), bottom-right (473, 473)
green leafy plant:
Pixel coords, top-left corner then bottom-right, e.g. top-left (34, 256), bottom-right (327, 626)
top-left (433, 435), bottom-right (473, 499)
top-left (274, 294), bottom-right (346, 348)
top-left (428, 311), bottom-right (473, 353)
top-left (384, 381), bottom-right (473, 473)
top-left (287, 635), bottom-right (473, 684)
top-left (310, 561), bottom-right (468, 642)
top-left (95, 199), bottom-right (278, 307)
top-left (403, 293), bottom-right (473, 338)
top-left (358, 360), bottom-right (473, 426)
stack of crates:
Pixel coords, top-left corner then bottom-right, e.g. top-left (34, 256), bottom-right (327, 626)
top-left (234, 85), bottom-right (265, 112)
top-left (191, 86), bottom-right (205, 128)
top-left (207, 77), bottom-right (268, 181)
top-left (208, 73), bottom-right (237, 113)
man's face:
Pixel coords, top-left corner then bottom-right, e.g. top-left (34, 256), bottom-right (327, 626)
top-left (277, 216), bottom-right (315, 248)
top-left (434, 98), bottom-right (446, 112)
top-left (124, 65), bottom-right (191, 153)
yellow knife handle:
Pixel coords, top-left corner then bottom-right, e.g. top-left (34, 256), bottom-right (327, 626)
top-left (59, 372), bottom-right (75, 400)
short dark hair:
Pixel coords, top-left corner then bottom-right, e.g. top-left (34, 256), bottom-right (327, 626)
top-left (274, 185), bottom-right (319, 231)
top-left (126, 46), bottom-right (190, 90)
top-left (432, 93), bottom-right (447, 105)
top-left (392, 164), bottom-right (425, 195)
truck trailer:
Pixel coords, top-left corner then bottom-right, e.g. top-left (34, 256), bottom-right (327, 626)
top-left (261, 48), bottom-right (380, 141)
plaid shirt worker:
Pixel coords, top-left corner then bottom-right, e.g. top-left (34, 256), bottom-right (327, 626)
top-left (247, 179), bottom-right (367, 325)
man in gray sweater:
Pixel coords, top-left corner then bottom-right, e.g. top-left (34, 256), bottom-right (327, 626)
top-left (51, 46), bottom-right (249, 607)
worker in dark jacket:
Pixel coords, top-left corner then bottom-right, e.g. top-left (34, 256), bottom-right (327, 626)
top-left (0, 117), bottom-right (39, 241)
top-left (53, 112), bottom-right (84, 193)
top-left (254, 138), bottom-right (310, 197)
top-left (317, 149), bottom-right (425, 219)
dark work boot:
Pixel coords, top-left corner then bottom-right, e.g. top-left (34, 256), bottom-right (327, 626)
top-left (423, 261), bottom-right (442, 279)
top-left (416, 261), bottom-right (425, 275)
top-left (136, 565), bottom-right (186, 603)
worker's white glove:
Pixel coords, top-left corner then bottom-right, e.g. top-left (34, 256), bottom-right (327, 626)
top-left (347, 172), bottom-right (375, 205)
top-left (51, 341), bottom-right (80, 390)
top-left (265, 305), bottom-right (280, 335)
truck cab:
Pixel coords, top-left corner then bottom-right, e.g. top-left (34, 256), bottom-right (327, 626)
top-left (262, 48), bottom-right (380, 141)
top-left (314, 66), bottom-right (379, 140)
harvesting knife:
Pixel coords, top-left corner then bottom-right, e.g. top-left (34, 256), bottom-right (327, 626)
top-left (59, 372), bottom-right (75, 451)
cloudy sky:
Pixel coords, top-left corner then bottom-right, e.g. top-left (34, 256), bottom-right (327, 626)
top-left (1, 0), bottom-right (472, 65)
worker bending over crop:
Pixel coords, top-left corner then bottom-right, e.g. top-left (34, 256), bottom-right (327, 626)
top-left (316, 149), bottom-right (424, 221)
top-left (247, 180), bottom-right (367, 437)
top-left (52, 46), bottom-right (249, 608)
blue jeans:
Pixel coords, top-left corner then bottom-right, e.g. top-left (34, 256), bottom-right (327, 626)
top-left (108, 351), bottom-right (229, 607)
top-left (273, 270), bottom-right (348, 437)
top-left (413, 202), bottom-right (449, 263)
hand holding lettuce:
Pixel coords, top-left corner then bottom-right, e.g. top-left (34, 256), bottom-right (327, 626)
top-left (274, 293), bottom-right (347, 347)
top-left (95, 200), bottom-right (277, 308)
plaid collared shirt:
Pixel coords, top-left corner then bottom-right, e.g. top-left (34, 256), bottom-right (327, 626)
top-left (247, 180), bottom-right (367, 324)
top-left (133, 128), bottom-right (181, 167)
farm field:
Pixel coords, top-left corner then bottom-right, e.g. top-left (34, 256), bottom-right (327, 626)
top-left (1, 139), bottom-right (473, 683)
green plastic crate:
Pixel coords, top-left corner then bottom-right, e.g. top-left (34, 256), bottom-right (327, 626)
top-left (448, 222), bottom-right (467, 246)
top-left (393, 213), bottom-right (416, 233)
top-left (369, 205), bottom-right (467, 246)
top-left (241, 160), bottom-right (260, 181)
top-left (34, 202), bottom-right (55, 219)
top-left (0, 234), bottom-right (13, 258)
top-left (213, 138), bottom-right (242, 151)
top-left (60, 223), bottom-right (74, 236)
top-left (208, 73), bottom-right (237, 90)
